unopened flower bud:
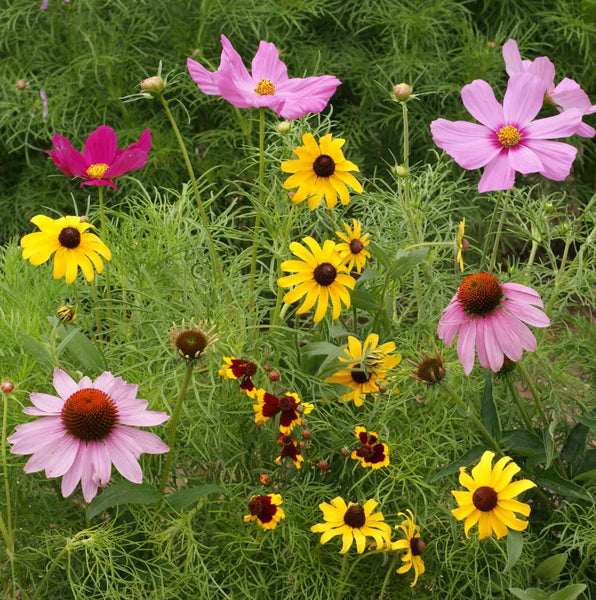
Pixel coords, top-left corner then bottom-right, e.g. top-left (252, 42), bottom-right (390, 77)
top-left (301, 429), bottom-right (311, 440)
top-left (79, 215), bottom-right (89, 223)
top-left (544, 202), bottom-right (554, 213)
top-left (276, 120), bottom-right (291, 134)
top-left (461, 238), bottom-right (469, 252)
top-left (487, 41), bottom-right (496, 48)
top-left (57, 303), bottom-right (77, 324)
top-left (263, 363), bottom-right (272, 372)
top-left (340, 447), bottom-right (350, 457)
top-left (259, 473), bottom-right (271, 486)
top-left (268, 371), bottom-right (280, 382)
top-left (298, 441), bottom-right (305, 449)
top-left (140, 76), bottom-right (164, 94)
top-left (255, 421), bottom-right (264, 430)
top-left (16, 80), bottom-right (27, 91)
top-left (393, 164), bottom-right (408, 178)
top-left (393, 83), bottom-right (412, 101)
top-left (317, 460), bottom-right (329, 470)
top-left (1, 381), bottom-right (14, 393)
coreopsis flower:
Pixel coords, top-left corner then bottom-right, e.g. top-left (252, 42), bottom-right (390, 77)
top-left (325, 334), bottom-right (402, 407)
top-left (503, 39), bottom-right (595, 138)
top-left (244, 494), bottom-right (285, 530)
top-left (252, 389), bottom-right (313, 434)
top-left (451, 450), bottom-right (536, 540)
top-left (8, 368), bottom-right (169, 503)
top-left (311, 497), bottom-right (392, 554)
top-left (407, 349), bottom-right (446, 385)
top-left (390, 510), bottom-right (425, 587)
top-left (281, 133), bottom-right (363, 210)
top-left (430, 72), bottom-right (582, 193)
top-left (456, 218), bottom-right (466, 272)
top-left (437, 272), bottom-right (550, 375)
top-left (277, 237), bottom-right (355, 323)
top-left (47, 125), bottom-right (151, 190)
top-left (351, 427), bottom-right (389, 469)
top-left (20, 215), bottom-right (111, 284)
top-left (335, 219), bottom-right (371, 273)
top-left (218, 357), bottom-right (257, 397)
top-left (187, 35), bottom-right (340, 120)
top-left (169, 319), bottom-right (216, 361)
top-left (274, 433), bottom-right (303, 469)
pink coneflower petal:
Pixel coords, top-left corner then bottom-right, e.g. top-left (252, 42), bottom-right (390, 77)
top-left (457, 320), bottom-right (477, 375)
top-left (61, 446), bottom-right (85, 497)
top-left (53, 367), bottom-right (78, 398)
top-left (45, 436), bottom-right (80, 477)
top-left (475, 320), bottom-right (490, 369)
top-left (461, 80), bottom-right (504, 129)
top-left (500, 309), bottom-right (537, 352)
top-left (81, 460), bottom-right (99, 503)
top-left (105, 438), bottom-right (143, 483)
top-left (482, 318), bottom-right (504, 371)
top-left (478, 152), bottom-right (515, 193)
top-left (89, 440), bottom-right (112, 485)
top-left (28, 392), bottom-right (63, 414)
top-left (502, 299), bottom-right (551, 327)
top-left (491, 311), bottom-right (524, 361)
top-left (502, 282), bottom-right (543, 302)
top-left (113, 427), bottom-right (170, 454)
top-left (84, 125), bottom-right (117, 165)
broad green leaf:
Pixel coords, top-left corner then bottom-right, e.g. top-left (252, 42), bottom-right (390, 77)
top-left (302, 342), bottom-right (341, 357)
top-left (354, 268), bottom-right (378, 284)
top-left (508, 588), bottom-right (549, 600)
top-left (22, 335), bottom-right (53, 367)
top-left (351, 287), bottom-right (379, 311)
top-left (536, 468), bottom-right (592, 502)
top-left (575, 415), bottom-right (596, 432)
top-left (387, 247), bottom-right (429, 280)
top-left (501, 429), bottom-right (545, 456)
top-left (368, 241), bottom-right (391, 269)
top-left (86, 482), bottom-right (161, 520)
top-left (430, 446), bottom-right (484, 482)
top-left (165, 484), bottom-right (223, 511)
top-left (549, 584), bottom-right (587, 600)
top-left (543, 419), bottom-right (557, 470)
top-left (480, 371), bottom-right (500, 438)
top-left (560, 423), bottom-right (589, 475)
top-left (534, 552), bottom-right (567, 581)
top-left (57, 325), bottom-right (104, 372)
top-left (503, 530), bottom-right (523, 574)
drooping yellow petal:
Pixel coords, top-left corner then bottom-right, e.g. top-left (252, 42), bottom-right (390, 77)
top-left (477, 511), bottom-right (493, 539)
top-left (313, 286), bottom-right (329, 322)
top-left (497, 478), bottom-right (536, 500)
top-left (471, 451), bottom-right (495, 487)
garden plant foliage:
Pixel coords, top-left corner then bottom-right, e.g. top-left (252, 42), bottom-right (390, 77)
top-left (0, 1), bottom-right (595, 599)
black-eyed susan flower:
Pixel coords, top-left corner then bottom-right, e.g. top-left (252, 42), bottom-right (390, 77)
top-left (281, 133), bottom-right (363, 210)
top-left (274, 433), bottom-right (303, 469)
top-left (351, 427), bottom-right (389, 469)
top-left (451, 450), bottom-right (536, 540)
top-left (311, 497), bottom-right (392, 554)
top-left (20, 215), bottom-right (111, 284)
top-left (456, 218), bottom-right (467, 272)
top-left (252, 389), bottom-right (313, 434)
top-left (391, 510), bottom-right (425, 587)
top-left (218, 357), bottom-right (257, 397)
top-left (244, 494), bottom-right (285, 530)
top-left (169, 319), bottom-right (216, 361)
top-left (325, 334), bottom-right (401, 407)
top-left (277, 237), bottom-right (355, 323)
top-left (335, 219), bottom-right (371, 274)
top-left (57, 302), bottom-right (77, 324)
top-left (407, 349), bottom-right (446, 385)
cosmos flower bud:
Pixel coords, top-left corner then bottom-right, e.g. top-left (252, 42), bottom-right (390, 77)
top-left (393, 164), bottom-right (408, 178)
top-left (16, 80), bottom-right (27, 91)
top-left (276, 120), bottom-right (291, 134)
top-left (141, 76), bottom-right (164, 94)
top-left (393, 83), bottom-right (412, 101)
top-left (1, 381), bottom-right (14, 393)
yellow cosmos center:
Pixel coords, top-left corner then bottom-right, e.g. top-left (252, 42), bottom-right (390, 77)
top-left (254, 79), bottom-right (275, 96)
top-left (86, 163), bottom-right (110, 179)
top-left (497, 125), bottom-right (521, 148)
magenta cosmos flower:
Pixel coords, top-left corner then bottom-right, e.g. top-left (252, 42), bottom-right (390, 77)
top-left (187, 35), bottom-right (341, 120)
top-left (47, 125), bottom-right (151, 190)
top-left (430, 72), bottom-right (582, 193)
top-left (437, 272), bottom-right (550, 375)
top-left (503, 39), bottom-right (595, 138)
top-left (8, 368), bottom-right (169, 503)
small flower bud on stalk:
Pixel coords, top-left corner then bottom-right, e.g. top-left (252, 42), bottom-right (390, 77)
top-left (268, 371), bottom-right (280, 382)
top-left (259, 473), bottom-right (271, 486)
top-left (317, 460), bottom-right (329, 470)
top-left (141, 76), bottom-right (165, 94)
top-left (393, 164), bottom-right (409, 178)
top-left (301, 429), bottom-right (311, 440)
top-left (16, 80), bottom-right (27, 91)
top-left (340, 447), bottom-right (350, 457)
top-left (263, 363), bottom-right (272, 372)
top-left (276, 120), bottom-right (291, 134)
top-left (393, 83), bottom-right (412, 101)
top-left (1, 381), bottom-right (14, 393)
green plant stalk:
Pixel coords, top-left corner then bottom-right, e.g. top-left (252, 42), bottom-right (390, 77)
top-left (159, 362), bottom-right (194, 494)
top-left (32, 544), bottom-right (69, 600)
top-left (159, 95), bottom-right (224, 288)
top-left (334, 552), bottom-right (350, 600)
top-left (378, 553), bottom-right (398, 600)
top-left (480, 190), bottom-right (502, 270)
top-left (97, 186), bottom-right (111, 305)
top-left (488, 190), bottom-right (511, 273)
top-left (516, 362), bottom-right (548, 427)
top-left (2, 391), bottom-right (17, 599)
top-left (545, 233), bottom-right (572, 315)
top-left (91, 278), bottom-right (102, 334)
top-left (248, 108), bottom-right (266, 314)
top-left (440, 380), bottom-right (502, 453)
top-left (504, 374), bottom-right (534, 430)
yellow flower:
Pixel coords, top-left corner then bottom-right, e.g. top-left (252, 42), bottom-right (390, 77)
top-left (57, 302), bottom-right (77, 324)
top-left (277, 237), bottom-right (355, 323)
top-left (451, 450), bottom-right (536, 540)
top-left (335, 219), bottom-right (371, 273)
top-left (351, 426), bottom-right (389, 469)
top-left (325, 334), bottom-right (401, 406)
top-left (20, 215), bottom-right (111, 284)
top-left (391, 510), bottom-right (425, 587)
top-left (457, 218), bottom-right (466, 272)
top-left (244, 494), bottom-right (285, 530)
top-left (311, 497), bottom-right (391, 554)
top-left (281, 133), bottom-right (363, 210)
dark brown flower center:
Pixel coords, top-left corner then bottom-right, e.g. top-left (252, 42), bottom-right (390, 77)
top-left (176, 331), bottom-right (207, 357)
top-left (313, 263), bottom-right (337, 286)
top-left (415, 357), bottom-right (445, 385)
top-left (472, 486), bottom-right (498, 512)
top-left (349, 239), bottom-right (364, 254)
top-left (58, 227), bottom-right (81, 249)
top-left (457, 272), bottom-right (503, 316)
top-left (344, 504), bottom-right (366, 528)
top-left (358, 444), bottom-right (375, 460)
top-left (248, 498), bottom-right (263, 516)
top-left (313, 155), bottom-right (335, 178)
top-left (278, 396), bottom-right (295, 412)
top-left (351, 369), bottom-right (371, 384)
top-left (61, 388), bottom-right (118, 441)
top-left (410, 537), bottom-right (426, 556)
top-left (281, 435), bottom-right (294, 446)
top-left (244, 362), bottom-right (257, 377)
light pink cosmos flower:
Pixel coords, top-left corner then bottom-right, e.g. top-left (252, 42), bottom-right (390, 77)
top-left (8, 368), bottom-right (169, 503)
top-left (47, 125), bottom-right (151, 190)
top-left (187, 35), bottom-right (341, 120)
top-left (430, 72), bottom-right (582, 193)
top-left (503, 39), bottom-right (596, 138)
top-left (41, 0), bottom-right (69, 9)
top-left (40, 90), bottom-right (48, 122)
top-left (437, 272), bottom-right (550, 375)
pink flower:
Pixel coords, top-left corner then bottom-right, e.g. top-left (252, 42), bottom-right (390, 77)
top-left (40, 90), bottom-right (48, 122)
top-left (41, 0), bottom-right (69, 9)
top-left (430, 73), bottom-right (582, 193)
top-left (47, 125), bottom-right (151, 190)
top-left (8, 368), bottom-right (169, 503)
top-left (187, 35), bottom-right (341, 120)
top-left (437, 273), bottom-right (550, 375)
top-left (503, 39), bottom-right (596, 138)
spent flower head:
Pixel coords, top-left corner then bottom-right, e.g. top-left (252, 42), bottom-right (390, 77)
top-left (169, 319), bottom-right (217, 361)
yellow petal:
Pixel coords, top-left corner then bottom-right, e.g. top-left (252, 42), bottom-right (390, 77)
top-left (471, 451), bottom-right (495, 487)
top-left (280, 159), bottom-right (312, 174)
top-left (334, 170), bottom-right (363, 193)
top-left (463, 509), bottom-right (480, 538)
top-left (53, 247), bottom-right (67, 280)
top-left (489, 511), bottom-right (508, 539)
top-left (284, 280), bottom-right (316, 305)
top-left (498, 478), bottom-right (536, 500)
top-left (313, 286), bottom-right (329, 322)
top-left (477, 511), bottom-right (493, 539)
top-left (497, 498), bottom-right (531, 517)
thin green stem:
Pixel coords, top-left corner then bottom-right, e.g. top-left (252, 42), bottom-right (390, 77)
top-left (71, 283), bottom-right (108, 371)
top-left (32, 545), bottom-right (69, 600)
top-left (378, 554), bottom-right (398, 600)
top-left (480, 191), bottom-right (502, 270)
top-left (91, 278), bottom-right (102, 334)
top-left (488, 190), bottom-right (511, 273)
top-left (97, 187), bottom-right (112, 320)
top-left (158, 362), bottom-right (194, 494)
top-left (545, 233), bottom-right (572, 315)
top-left (505, 374), bottom-right (534, 430)
top-left (440, 380), bottom-right (502, 453)
top-left (334, 552), bottom-right (350, 600)
top-left (517, 362), bottom-right (549, 428)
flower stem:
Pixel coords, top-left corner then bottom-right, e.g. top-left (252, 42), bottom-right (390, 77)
top-left (97, 187), bottom-right (112, 321)
top-left (516, 362), bottom-right (549, 428)
top-left (488, 190), bottom-right (511, 273)
top-left (248, 108), bottom-right (266, 317)
top-left (544, 232), bottom-right (572, 315)
top-left (505, 374), bottom-right (534, 430)
top-left (91, 278), bottom-right (102, 334)
top-left (440, 380), bottom-right (502, 453)
top-left (378, 553), bottom-right (398, 600)
top-left (334, 552), bottom-right (350, 600)
top-left (480, 190), bottom-right (502, 270)
top-left (158, 362), bottom-right (194, 494)
top-left (32, 545), bottom-right (69, 600)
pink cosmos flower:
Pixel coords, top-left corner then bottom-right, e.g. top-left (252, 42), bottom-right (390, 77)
top-left (8, 368), bottom-right (169, 503)
top-left (437, 272), bottom-right (550, 375)
top-left (41, 0), bottom-right (69, 9)
top-left (47, 125), bottom-right (151, 190)
top-left (503, 39), bottom-right (596, 138)
top-left (187, 35), bottom-right (341, 120)
top-left (430, 72), bottom-right (582, 193)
